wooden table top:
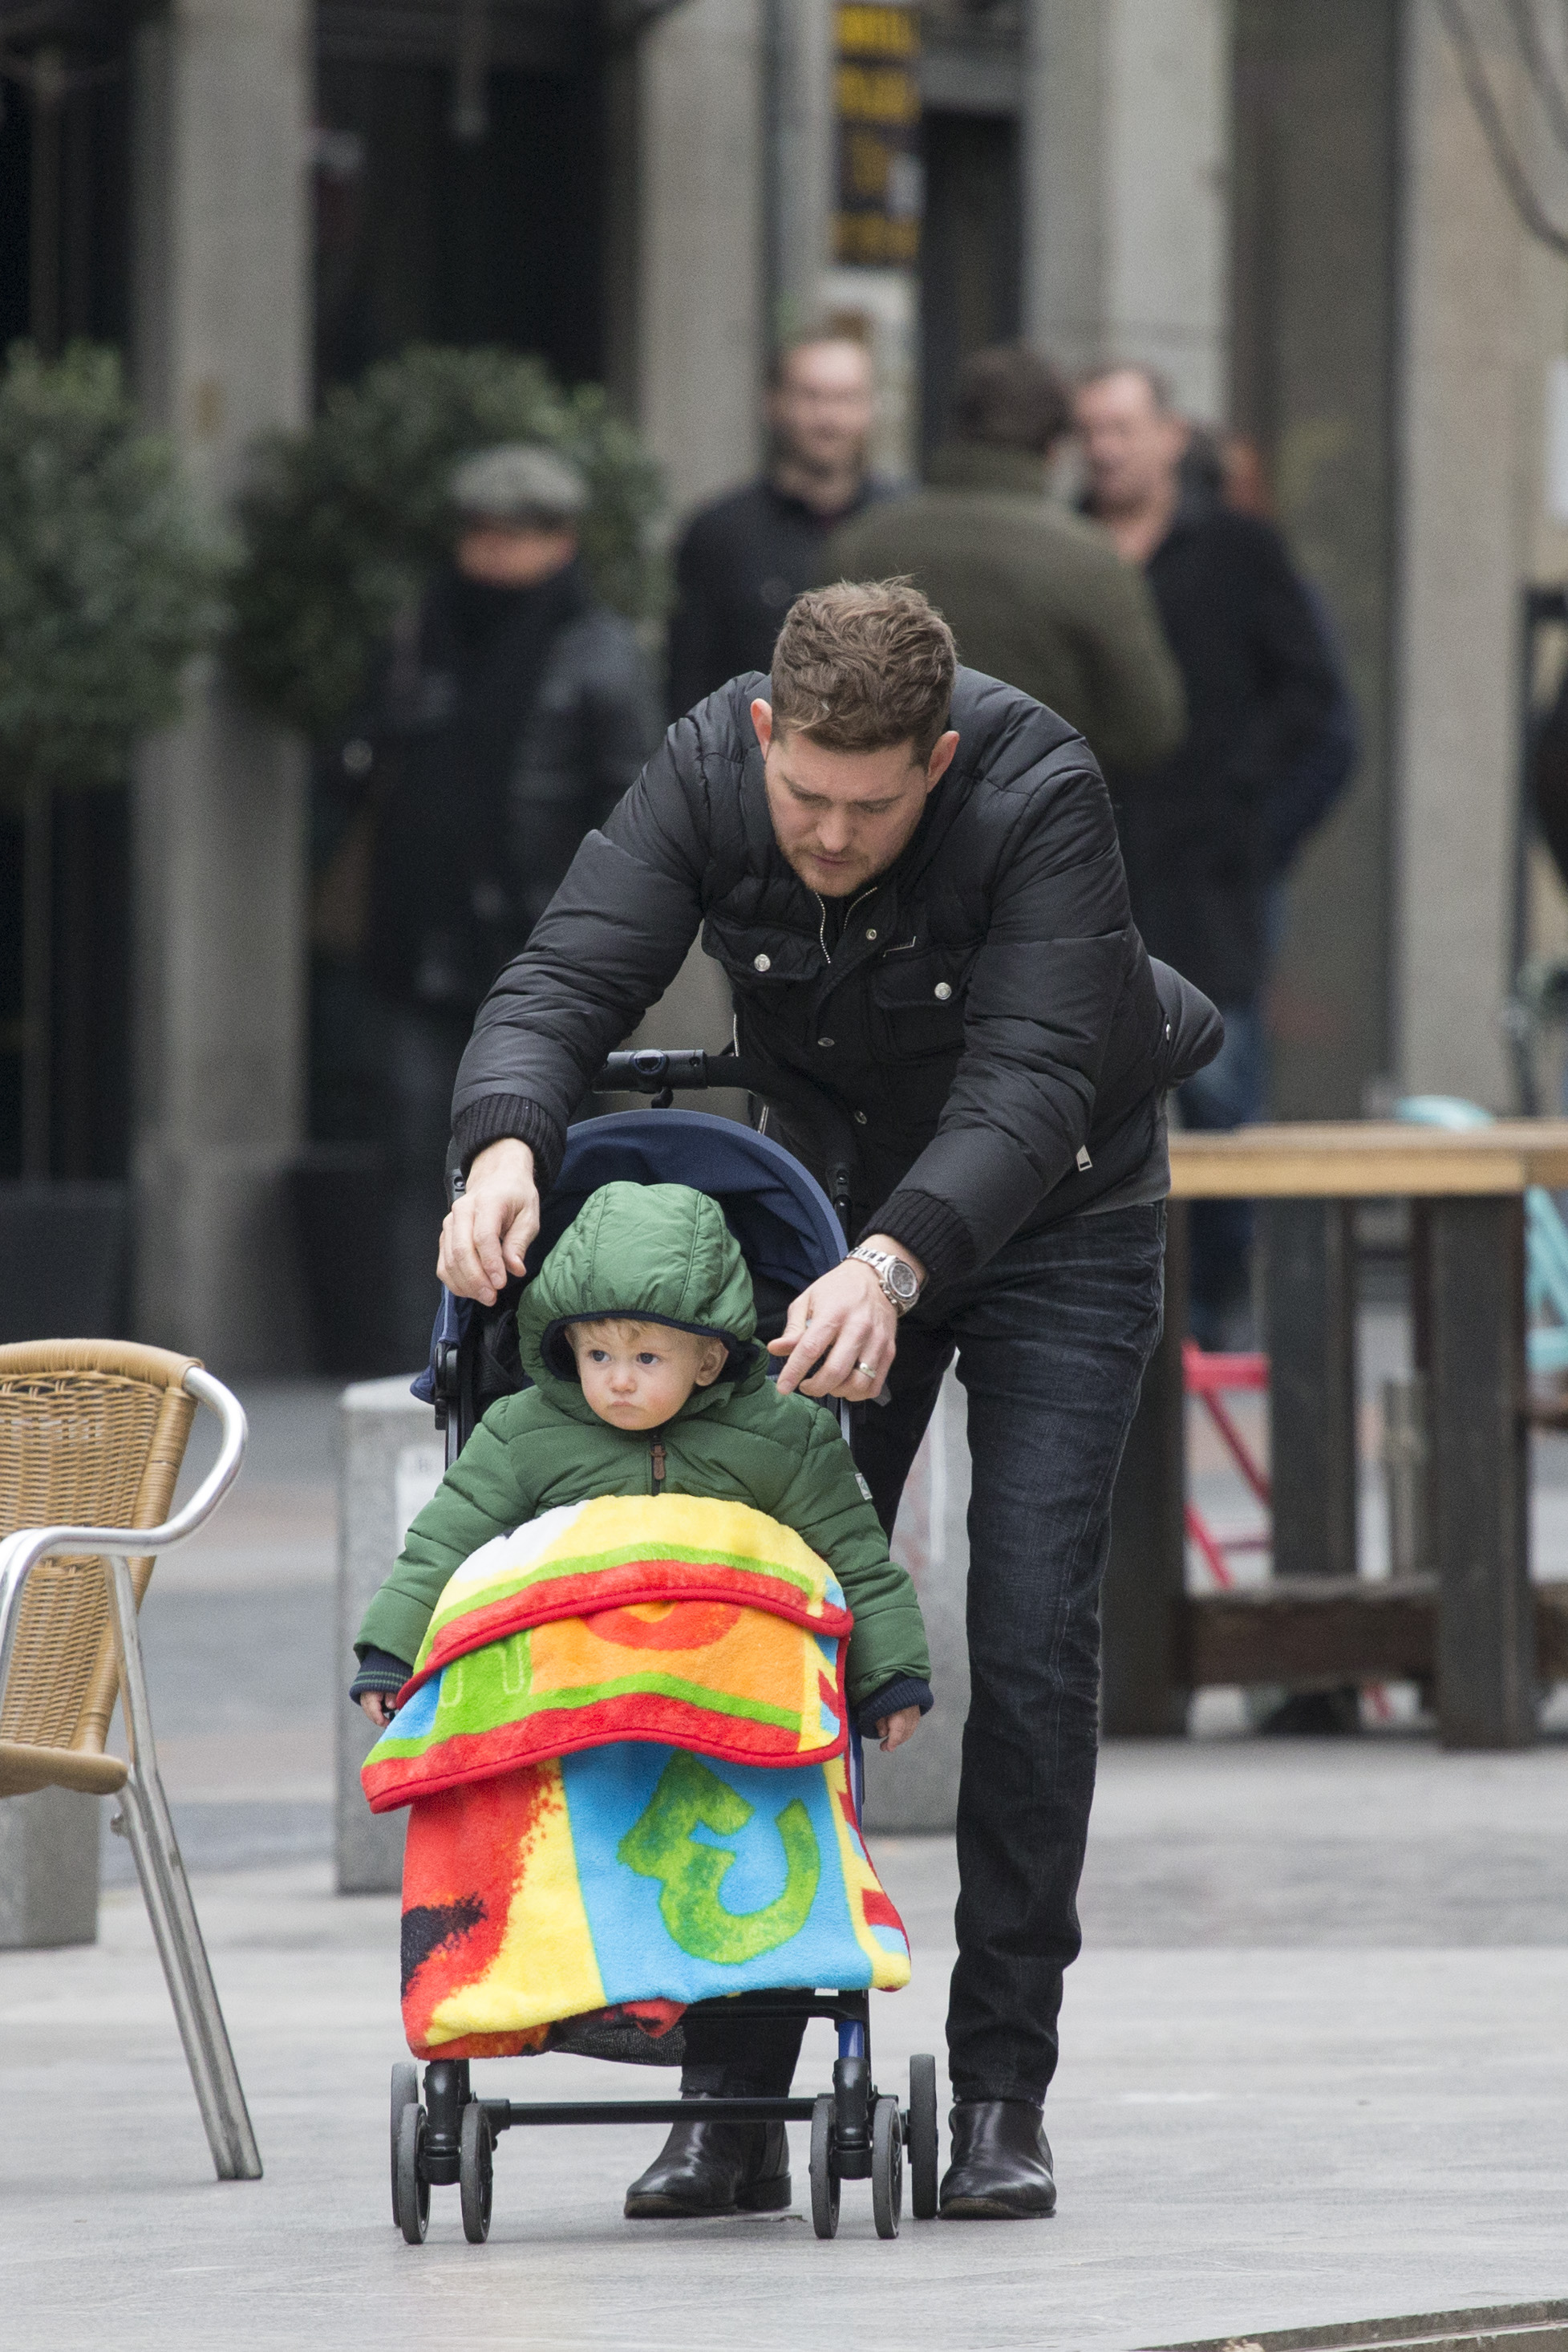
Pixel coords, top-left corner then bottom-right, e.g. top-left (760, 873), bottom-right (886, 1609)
top-left (1169, 1120), bottom-right (1568, 1198)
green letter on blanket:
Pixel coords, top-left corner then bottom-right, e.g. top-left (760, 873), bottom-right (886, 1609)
top-left (618, 1753), bottom-right (820, 1964)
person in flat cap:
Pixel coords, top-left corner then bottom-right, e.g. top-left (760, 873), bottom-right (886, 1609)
top-left (350, 443), bottom-right (658, 1359)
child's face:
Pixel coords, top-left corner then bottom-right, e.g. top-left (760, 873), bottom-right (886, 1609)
top-left (568, 1320), bottom-right (727, 1432)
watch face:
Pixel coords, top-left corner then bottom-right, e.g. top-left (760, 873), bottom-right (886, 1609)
top-left (886, 1257), bottom-right (919, 1304)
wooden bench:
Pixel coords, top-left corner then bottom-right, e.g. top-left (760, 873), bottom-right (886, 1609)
top-left (1102, 1121), bottom-right (1568, 1750)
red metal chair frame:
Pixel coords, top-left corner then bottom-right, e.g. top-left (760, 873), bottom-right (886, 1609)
top-left (1182, 1340), bottom-right (1270, 1588)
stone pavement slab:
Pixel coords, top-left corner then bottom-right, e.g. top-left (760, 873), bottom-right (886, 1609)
top-left (4, 1766), bottom-right (1568, 2352)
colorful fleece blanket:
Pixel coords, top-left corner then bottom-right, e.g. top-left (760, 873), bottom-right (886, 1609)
top-left (399, 1742), bottom-right (911, 2058)
top-left (361, 1495), bottom-right (853, 1811)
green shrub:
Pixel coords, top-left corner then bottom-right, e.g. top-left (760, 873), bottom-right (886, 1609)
top-left (228, 347), bottom-right (667, 740)
top-left (0, 342), bottom-right (223, 799)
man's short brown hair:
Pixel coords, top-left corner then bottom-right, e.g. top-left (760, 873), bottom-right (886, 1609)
top-left (768, 580), bottom-right (957, 761)
top-left (954, 343), bottom-right (1071, 454)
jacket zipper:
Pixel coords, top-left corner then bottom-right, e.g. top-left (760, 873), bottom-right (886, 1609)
top-left (650, 1436), bottom-right (667, 1494)
top-left (814, 886), bottom-right (875, 964)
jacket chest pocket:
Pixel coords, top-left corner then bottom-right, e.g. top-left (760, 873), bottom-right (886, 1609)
top-left (867, 947), bottom-right (972, 1060)
top-left (701, 912), bottom-right (821, 1045)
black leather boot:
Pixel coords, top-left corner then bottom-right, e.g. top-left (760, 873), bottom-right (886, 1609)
top-left (624, 2116), bottom-right (792, 2217)
top-left (938, 2099), bottom-right (1057, 2219)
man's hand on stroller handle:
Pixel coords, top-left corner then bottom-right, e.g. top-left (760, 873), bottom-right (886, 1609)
top-left (769, 1241), bottom-right (922, 1400)
top-left (439, 1138), bottom-right (541, 1302)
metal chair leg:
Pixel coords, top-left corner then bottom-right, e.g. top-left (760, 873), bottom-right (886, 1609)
top-left (118, 1768), bottom-right (262, 2180)
top-left (108, 1558), bottom-right (262, 2180)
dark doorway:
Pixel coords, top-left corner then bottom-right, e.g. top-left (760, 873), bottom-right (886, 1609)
top-left (314, 59), bottom-right (606, 394)
top-left (919, 111), bottom-right (1021, 463)
top-left (0, 33), bottom-right (133, 1182)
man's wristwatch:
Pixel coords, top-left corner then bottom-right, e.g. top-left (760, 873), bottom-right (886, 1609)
top-left (849, 1244), bottom-right (922, 1316)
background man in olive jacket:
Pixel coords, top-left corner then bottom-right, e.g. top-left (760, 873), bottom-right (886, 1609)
top-left (436, 582), bottom-right (1216, 2220)
top-left (828, 344), bottom-right (1184, 779)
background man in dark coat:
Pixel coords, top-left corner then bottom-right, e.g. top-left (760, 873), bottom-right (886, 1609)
top-left (829, 343), bottom-right (1185, 778)
top-left (1075, 364), bottom-right (1339, 1343)
top-left (437, 582), bottom-right (1217, 2222)
top-left (665, 330), bottom-right (885, 716)
top-left (363, 444), bottom-right (656, 1358)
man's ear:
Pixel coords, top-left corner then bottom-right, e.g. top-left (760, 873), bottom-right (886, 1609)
top-left (752, 698), bottom-right (775, 755)
top-left (925, 729), bottom-right (960, 792)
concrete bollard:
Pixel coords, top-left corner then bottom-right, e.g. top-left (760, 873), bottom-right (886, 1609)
top-left (335, 1376), bottom-right (445, 1894)
top-left (859, 1370), bottom-right (970, 1835)
top-left (0, 1786), bottom-right (101, 1948)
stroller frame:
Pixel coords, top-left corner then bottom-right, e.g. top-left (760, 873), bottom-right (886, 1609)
top-left (391, 1049), bottom-right (939, 2244)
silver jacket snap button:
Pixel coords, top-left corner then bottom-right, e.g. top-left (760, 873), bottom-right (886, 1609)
top-left (934, 980), bottom-right (952, 1000)
top-left (753, 953), bottom-right (771, 972)
top-left (865, 927), bottom-right (877, 941)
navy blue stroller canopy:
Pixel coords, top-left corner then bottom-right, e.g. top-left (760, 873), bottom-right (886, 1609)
top-left (419, 1110), bottom-right (844, 1398)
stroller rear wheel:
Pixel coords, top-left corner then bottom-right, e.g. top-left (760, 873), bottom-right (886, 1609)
top-left (395, 2100), bottom-right (430, 2245)
top-left (460, 2100), bottom-right (494, 2244)
top-left (809, 2092), bottom-right (840, 2239)
top-left (906, 2054), bottom-right (939, 2219)
top-left (390, 2064), bottom-right (419, 2225)
top-left (871, 2095), bottom-right (903, 2239)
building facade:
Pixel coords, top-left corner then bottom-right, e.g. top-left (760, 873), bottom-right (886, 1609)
top-left (1, 0), bottom-right (1564, 1361)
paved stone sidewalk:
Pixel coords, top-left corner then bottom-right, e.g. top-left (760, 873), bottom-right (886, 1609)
top-left (4, 1749), bottom-right (1568, 2352)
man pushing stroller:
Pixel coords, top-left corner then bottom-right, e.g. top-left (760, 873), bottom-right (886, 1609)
top-left (432, 577), bottom-right (1220, 2220)
top-left (354, 1176), bottom-right (931, 2216)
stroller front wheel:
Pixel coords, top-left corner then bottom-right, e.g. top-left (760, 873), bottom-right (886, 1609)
top-left (906, 2054), bottom-right (939, 2219)
top-left (390, 2063), bottom-right (419, 2225)
top-left (871, 2095), bottom-right (903, 2239)
top-left (809, 2092), bottom-right (840, 2239)
top-left (460, 2100), bottom-right (494, 2244)
top-left (395, 2099), bottom-right (431, 2245)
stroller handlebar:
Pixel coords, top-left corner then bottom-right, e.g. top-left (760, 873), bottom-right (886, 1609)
top-left (591, 1050), bottom-right (857, 1223)
top-left (445, 1050), bottom-right (859, 1226)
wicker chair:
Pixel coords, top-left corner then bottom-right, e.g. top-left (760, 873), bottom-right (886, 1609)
top-left (0, 1340), bottom-right (261, 2180)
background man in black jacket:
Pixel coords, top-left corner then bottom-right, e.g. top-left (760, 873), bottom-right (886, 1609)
top-left (665, 330), bottom-right (885, 717)
top-left (438, 582), bottom-right (1213, 2222)
top-left (1076, 364), bottom-right (1339, 1343)
top-left (361, 444), bottom-right (656, 1358)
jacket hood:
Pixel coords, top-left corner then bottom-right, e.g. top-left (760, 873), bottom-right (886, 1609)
top-left (517, 1181), bottom-right (764, 1407)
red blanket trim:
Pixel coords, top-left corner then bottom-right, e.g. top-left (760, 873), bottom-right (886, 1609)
top-left (364, 1693), bottom-right (849, 1814)
top-left (403, 1558), bottom-right (853, 1701)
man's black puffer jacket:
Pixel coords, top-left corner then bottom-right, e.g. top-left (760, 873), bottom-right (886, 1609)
top-left (453, 666), bottom-right (1184, 1292)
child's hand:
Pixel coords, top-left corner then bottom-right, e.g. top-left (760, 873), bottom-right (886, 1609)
top-left (875, 1705), bottom-right (922, 1753)
top-left (359, 1690), bottom-right (397, 1730)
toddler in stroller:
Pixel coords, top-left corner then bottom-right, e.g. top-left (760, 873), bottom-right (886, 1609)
top-left (354, 1139), bottom-right (937, 2243)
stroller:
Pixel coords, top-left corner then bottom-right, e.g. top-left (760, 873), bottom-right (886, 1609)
top-left (387, 1048), bottom-right (939, 2245)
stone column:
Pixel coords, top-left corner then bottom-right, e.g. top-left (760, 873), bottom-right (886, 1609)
top-left (128, 0), bottom-right (312, 1369)
top-left (764, 0), bottom-right (834, 343)
top-left (1022, 0), bottom-right (1230, 418)
top-left (631, 0), bottom-right (768, 1052)
top-left (1394, 5), bottom-right (1532, 1105)
top-left (637, 0), bottom-right (765, 521)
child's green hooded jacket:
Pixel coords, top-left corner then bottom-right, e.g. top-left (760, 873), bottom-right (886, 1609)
top-left (354, 1182), bottom-right (932, 1718)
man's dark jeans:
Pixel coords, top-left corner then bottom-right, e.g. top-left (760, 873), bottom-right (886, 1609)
top-left (681, 1201), bottom-right (1166, 2108)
